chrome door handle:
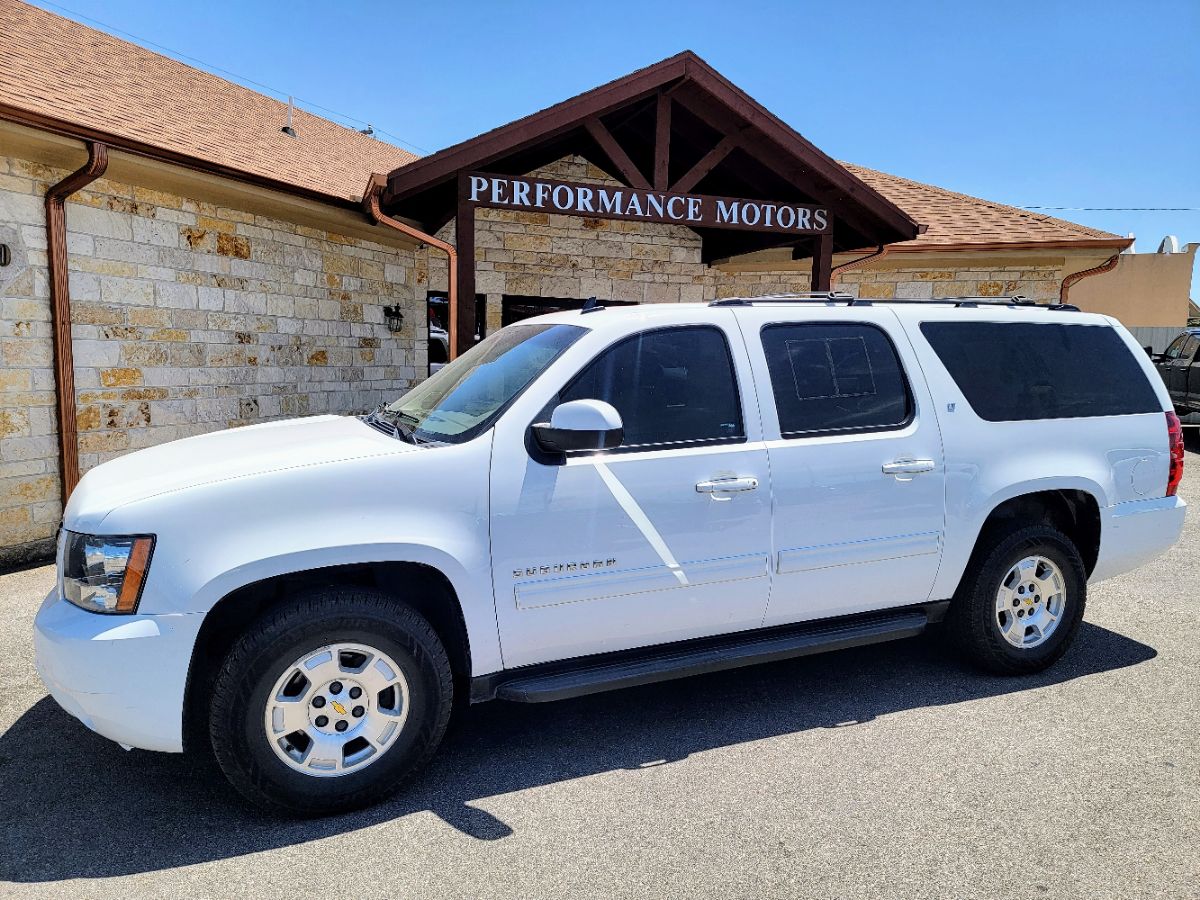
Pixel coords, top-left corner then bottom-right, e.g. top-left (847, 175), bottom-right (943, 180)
top-left (882, 458), bottom-right (936, 476)
top-left (696, 476), bottom-right (759, 494)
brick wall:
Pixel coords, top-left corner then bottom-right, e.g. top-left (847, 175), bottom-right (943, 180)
top-left (0, 148), bottom-right (1070, 563)
top-left (0, 153), bottom-right (422, 562)
top-left (721, 263), bottom-right (1064, 302)
top-left (419, 155), bottom-right (1066, 326)
top-left (417, 156), bottom-right (715, 334)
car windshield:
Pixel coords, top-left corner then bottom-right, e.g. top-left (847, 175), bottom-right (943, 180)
top-left (376, 323), bottom-right (586, 443)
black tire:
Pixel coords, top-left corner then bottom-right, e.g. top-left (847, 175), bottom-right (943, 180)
top-left (208, 588), bottom-right (453, 816)
top-left (947, 523), bottom-right (1087, 675)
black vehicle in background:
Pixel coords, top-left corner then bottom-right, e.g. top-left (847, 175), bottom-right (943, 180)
top-left (1152, 328), bottom-right (1200, 419)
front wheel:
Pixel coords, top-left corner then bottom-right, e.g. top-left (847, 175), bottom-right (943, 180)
top-left (947, 523), bottom-right (1087, 675)
top-left (208, 588), bottom-right (453, 815)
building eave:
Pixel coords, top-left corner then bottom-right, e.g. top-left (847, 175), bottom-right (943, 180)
top-left (0, 101), bottom-right (359, 212)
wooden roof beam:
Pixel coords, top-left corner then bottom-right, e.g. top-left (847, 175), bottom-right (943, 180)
top-left (654, 92), bottom-right (672, 191)
top-left (670, 132), bottom-right (738, 194)
top-left (584, 117), bottom-right (651, 191)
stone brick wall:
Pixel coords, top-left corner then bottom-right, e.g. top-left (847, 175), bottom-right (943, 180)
top-left (720, 262), bottom-right (1064, 303)
top-left (418, 155), bottom-right (1066, 328)
top-left (0, 153), bottom-right (421, 562)
top-left (418, 156), bottom-right (714, 331)
top-left (0, 147), bottom-right (1071, 563)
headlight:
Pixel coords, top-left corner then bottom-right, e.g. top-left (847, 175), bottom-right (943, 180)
top-left (61, 531), bottom-right (155, 614)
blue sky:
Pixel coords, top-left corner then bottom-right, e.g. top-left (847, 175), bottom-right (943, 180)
top-left (29, 0), bottom-right (1200, 260)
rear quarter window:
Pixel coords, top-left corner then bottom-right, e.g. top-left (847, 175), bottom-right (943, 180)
top-left (920, 321), bottom-right (1161, 421)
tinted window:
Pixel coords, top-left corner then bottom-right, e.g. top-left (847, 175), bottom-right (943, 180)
top-left (920, 322), bottom-right (1161, 421)
top-left (1164, 335), bottom-right (1188, 359)
top-left (761, 323), bottom-right (912, 436)
top-left (1183, 336), bottom-right (1200, 361)
top-left (561, 326), bottom-right (744, 447)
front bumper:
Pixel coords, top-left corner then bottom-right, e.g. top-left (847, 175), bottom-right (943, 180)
top-left (1090, 495), bottom-right (1187, 583)
top-left (33, 590), bottom-right (204, 753)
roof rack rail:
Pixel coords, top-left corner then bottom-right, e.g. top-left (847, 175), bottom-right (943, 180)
top-left (709, 293), bottom-right (1080, 312)
top-left (710, 292), bottom-right (854, 306)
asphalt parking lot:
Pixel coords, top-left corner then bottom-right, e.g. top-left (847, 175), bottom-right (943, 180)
top-left (1, 444), bottom-right (1198, 899)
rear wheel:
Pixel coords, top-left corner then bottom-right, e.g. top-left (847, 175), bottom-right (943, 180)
top-left (209, 588), bottom-right (453, 815)
top-left (947, 523), bottom-right (1087, 674)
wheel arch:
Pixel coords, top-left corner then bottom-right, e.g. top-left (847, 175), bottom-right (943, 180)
top-left (183, 559), bottom-right (475, 754)
top-left (956, 486), bottom-right (1102, 595)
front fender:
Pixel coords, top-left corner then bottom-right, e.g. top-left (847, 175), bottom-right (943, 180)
top-left (97, 435), bottom-right (503, 675)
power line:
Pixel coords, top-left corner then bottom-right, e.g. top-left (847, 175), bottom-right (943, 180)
top-left (1021, 206), bottom-right (1200, 212)
top-left (33, 0), bottom-right (430, 155)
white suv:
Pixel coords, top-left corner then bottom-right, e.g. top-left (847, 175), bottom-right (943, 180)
top-left (34, 295), bottom-right (1186, 814)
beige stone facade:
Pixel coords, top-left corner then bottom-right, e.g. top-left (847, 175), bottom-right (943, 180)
top-left (0, 150), bottom-right (1098, 564)
top-left (0, 152), bottom-right (423, 560)
top-left (418, 156), bottom-right (1069, 333)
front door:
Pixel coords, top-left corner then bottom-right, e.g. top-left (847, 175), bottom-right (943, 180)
top-left (1158, 334), bottom-right (1194, 406)
top-left (1172, 336), bottom-right (1200, 410)
top-left (733, 307), bottom-right (947, 626)
top-left (490, 318), bottom-right (773, 668)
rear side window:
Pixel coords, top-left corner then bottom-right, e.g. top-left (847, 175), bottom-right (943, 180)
top-left (561, 325), bottom-right (744, 448)
top-left (920, 322), bottom-right (1161, 421)
top-left (1163, 334), bottom-right (1188, 359)
top-left (760, 323), bottom-right (913, 436)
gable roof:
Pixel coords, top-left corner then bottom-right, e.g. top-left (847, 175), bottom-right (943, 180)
top-left (0, 2), bottom-right (1129, 254)
top-left (0, 0), bottom-right (414, 205)
top-left (845, 163), bottom-right (1130, 252)
top-left (380, 51), bottom-right (922, 259)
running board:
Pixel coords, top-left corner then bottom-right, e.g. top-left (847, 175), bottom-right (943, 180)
top-left (476, 604), bottom-right (944, 704)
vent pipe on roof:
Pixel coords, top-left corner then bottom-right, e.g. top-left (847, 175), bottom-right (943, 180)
top-left (282, 96), bottom-right (297, 138)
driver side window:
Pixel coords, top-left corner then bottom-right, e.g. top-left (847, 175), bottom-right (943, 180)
top-left (560, 325), bottom-right (745, 449)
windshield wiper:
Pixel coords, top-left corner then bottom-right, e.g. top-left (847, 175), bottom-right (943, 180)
top-left (365, 409), bottom-right (415, 444)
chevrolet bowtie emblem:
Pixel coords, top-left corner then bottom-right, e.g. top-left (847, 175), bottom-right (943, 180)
top-left (331, 701), bottom-right (347, 716)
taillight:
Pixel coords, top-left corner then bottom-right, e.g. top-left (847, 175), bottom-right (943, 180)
top-left (1166, 411), bottom-right (1184, 497)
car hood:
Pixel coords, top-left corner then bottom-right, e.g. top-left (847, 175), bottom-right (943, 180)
top-left (66, 415), bottom-right (416, 530)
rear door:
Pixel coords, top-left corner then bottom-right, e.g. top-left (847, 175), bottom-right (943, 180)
top-left (734, 306), bottom-right (946, 626)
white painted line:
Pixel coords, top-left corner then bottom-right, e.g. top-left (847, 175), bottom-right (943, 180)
top-left (593, 460), bottom-right (689, 586)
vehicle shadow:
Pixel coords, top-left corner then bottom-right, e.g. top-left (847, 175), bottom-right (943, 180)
top-left (0, 622), bottom-right (1155, 882)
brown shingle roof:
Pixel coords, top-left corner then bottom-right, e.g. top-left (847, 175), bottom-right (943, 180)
top-left (0, 0), bottom-right (415, 204)
top-left (844, 163), bottom-right (1130, 251)
top-left (0, 1), bottom-right (1129, 252)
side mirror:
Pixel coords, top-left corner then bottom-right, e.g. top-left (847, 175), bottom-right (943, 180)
top-left (532, 399), bottom-right (624, 454)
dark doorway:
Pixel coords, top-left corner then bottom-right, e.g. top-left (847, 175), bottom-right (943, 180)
top-left (501, 295), bottom-right (639, 327)
top-left (427, 292), bottom-right (486, 374)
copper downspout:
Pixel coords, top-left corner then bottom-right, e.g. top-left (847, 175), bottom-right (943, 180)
top-left (46, 141), bottom-right (108, 504)
top-left (362, 174), bottom-right (460, 360)
top-left (830, 244), bottom-right (888, 287)
top-left (1059, 253), bottom-right (1121, 304)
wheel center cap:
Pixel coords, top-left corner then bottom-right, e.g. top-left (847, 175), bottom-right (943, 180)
top-left (308, 678), bottom-right (367, 734)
